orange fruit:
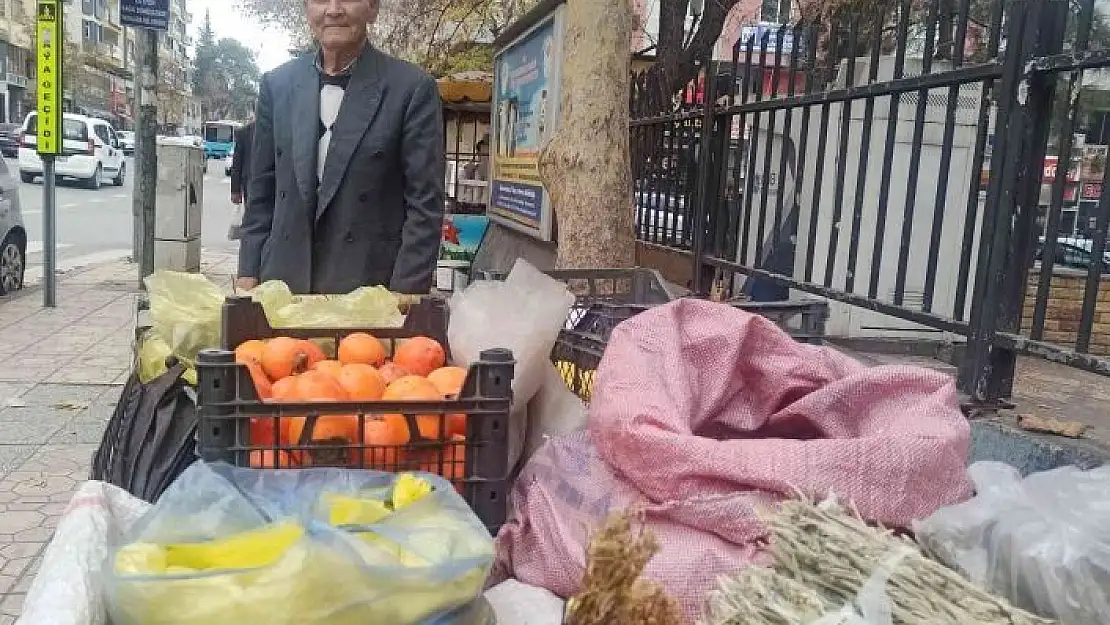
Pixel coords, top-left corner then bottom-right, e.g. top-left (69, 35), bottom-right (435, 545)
top-left (378, 361), bottom-right (409, 385)
top-left (249, 449), bottom-right (298, 469)
top-left (384, 375), bottom-right (446, 440)
top-left (415, 434), bottom-right (467, 494)
top-left (243, 360), bottom-right (273, 400)
top-left (393, 336), bottom-right (446, 377)
top-left (338, 332), bottom-right (387, 367)
top-left (427, 366), bottom-right (467, 396)
top-left (262, 337), bottom-right (324, 380)
top-left (338, 363), bottom-right (386, 401)
top-left (313, 359), bottom-right (345, 380)
top-left (360, 415), bottom-right (410, 469)
top-left (427, 366), bottom-right (468, 437)
top-left (235, 339), bottom-right (267, 365)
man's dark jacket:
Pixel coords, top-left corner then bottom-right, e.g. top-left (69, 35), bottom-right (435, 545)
top-left (238, 45), bottom-right (446, 295)
top-left (230, 122), bottom-right (254, 197)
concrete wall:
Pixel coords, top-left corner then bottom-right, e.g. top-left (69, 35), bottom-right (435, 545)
top-left (1021, 268), bottom-right (1110, 355)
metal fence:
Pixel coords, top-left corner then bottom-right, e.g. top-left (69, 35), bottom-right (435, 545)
top-left (630, 0), bottom-right (1110, 404)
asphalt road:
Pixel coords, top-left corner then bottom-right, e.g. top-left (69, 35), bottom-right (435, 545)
top-left (5, 156), bottom-right (239, 286)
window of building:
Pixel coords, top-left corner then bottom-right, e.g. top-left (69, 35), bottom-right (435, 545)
top-left (760, 0), bottom-right (791, 23)
top-left (83, 20), bottom-right (97, 42)
top-left (82, 0), bottom-right (94, 15)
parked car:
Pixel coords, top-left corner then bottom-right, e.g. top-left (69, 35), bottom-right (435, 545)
top-left (1034, 236), bottom-right (1110, 273)
top-left (18, 112), bottom-right (126, 189)
top-left (0, 156), bottom-right (26, 295)
top-left (0, 123), bottom-right (20, 158)
top-left (117, 130), bottom-right (135, 156)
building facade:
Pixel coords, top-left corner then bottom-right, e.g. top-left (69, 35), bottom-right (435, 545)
top-left (0, 0), bottom-right (196, 130)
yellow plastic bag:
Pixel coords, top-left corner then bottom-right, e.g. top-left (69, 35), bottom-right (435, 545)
top-left (139, 272), bottom-right (403, 384)
top-left (107, 462), bottom-right (493, 625)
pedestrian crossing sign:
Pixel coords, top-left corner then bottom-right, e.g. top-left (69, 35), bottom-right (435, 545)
top-left (36, 0), bottom-right (62, 155)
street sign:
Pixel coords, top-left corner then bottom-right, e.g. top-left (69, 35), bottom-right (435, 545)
top-left (35, 0), bottom-right (62, 155)
top-left (120, 0), bottom-right (170, 30)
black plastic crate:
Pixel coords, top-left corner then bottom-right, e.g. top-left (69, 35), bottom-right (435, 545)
top-left (196, 296), bottom-right (515, 532)
top-left (476, 268), bottom-right (829, 403)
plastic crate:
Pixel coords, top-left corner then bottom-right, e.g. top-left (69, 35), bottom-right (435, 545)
top-left (476, 268), bottom-right (829, 403)
top-left (195, 296), bottom-right (516, 532)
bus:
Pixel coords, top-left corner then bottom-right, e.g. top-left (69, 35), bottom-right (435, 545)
top-left (202, 120), bottom-right (240, 160)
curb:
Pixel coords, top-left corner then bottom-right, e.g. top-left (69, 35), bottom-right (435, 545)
top-left (3, 256), bottom-right (138, 304)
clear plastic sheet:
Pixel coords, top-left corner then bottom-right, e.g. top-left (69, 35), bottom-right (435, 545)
top-left (106, 462), bottom-right (494, 625)
top-left (914, 461), bottom-right (1110, 625)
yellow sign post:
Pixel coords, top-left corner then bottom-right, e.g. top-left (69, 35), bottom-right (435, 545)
top-left (36, 0), bottom-right (62, 307)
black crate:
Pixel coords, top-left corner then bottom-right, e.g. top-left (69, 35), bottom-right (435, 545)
top-left (196, 296), bottom-right (515, 532)
top-left (477, 268), bottom-right (829, 403)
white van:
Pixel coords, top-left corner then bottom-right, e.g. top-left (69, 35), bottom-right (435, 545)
top-left (18, 112), bottom-right (126, 189)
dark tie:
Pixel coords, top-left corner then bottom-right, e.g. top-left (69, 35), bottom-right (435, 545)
top-left (321, 73), bottom-right (351, 89)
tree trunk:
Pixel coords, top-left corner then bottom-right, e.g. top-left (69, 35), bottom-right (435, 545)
top-left (539, 0), bottom-right (636, 269)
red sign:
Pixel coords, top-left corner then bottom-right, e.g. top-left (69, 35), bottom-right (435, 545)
top-left (1082, 182), bottom-right (1102, 201)
top-left (1043, 156), bottom-right (1080, 183)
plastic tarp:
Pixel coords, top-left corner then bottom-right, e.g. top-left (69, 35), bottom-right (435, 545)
top-left (495, 299), bottom-right (973, 620)
top-left (914, 461), bottom-right (1110, 625)
top-left (106, 462), bottom-right (494, 625)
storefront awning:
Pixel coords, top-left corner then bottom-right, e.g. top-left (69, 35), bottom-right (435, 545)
top-left (438, 72), bottom-right (493, 106)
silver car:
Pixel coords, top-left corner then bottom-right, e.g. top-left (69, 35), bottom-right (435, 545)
top-left (0, 157), bottom-right (26, 295)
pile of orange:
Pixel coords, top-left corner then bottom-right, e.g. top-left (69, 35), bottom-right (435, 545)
top-left (233, 333), bottom-right (470, 486)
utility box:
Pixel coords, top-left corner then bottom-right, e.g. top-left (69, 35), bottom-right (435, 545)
top-left (154, 143), bottom-right (204, 272)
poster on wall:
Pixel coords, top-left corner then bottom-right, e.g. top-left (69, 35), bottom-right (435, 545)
top-left (489, 9), bottom-right (564, 241)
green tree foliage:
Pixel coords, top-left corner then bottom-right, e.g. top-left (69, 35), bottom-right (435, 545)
top-left (193, 10), bottom-right (261, 120)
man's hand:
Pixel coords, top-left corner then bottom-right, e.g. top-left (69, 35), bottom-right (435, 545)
top-left (235, 277), bottom-right (259, 292)
top-left (231, 191), bottom-right (243, 205)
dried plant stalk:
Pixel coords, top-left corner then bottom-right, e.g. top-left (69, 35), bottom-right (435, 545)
top-left (702, 499), bottom-right (1056, 625)
top-left (565, 510), bottom-right (686, 625)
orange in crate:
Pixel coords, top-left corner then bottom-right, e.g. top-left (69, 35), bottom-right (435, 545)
top-left (262, 337), bottom-right (325, 380)
top-left (383, 375), bottom-right (446, 440)
top-left (378, 362), bottom-right (409, 385)
top-left (360, 414), bottom-right (410, 469)
top-left (235, 339), bottom-right (267, 366)
top-left (393, 337), bottom-right (446, 377)
top-left (337, 364), bottom-right (386, 401)
top-left (313, 359), bottom-right (345, 379)
top-left (415, 434), bottom-right (467, 493)
top-left (427, 366), bottom-right (468, 437)
top-left (249, 449), bottom-right (298, 469)
top-left (338, 332), bottom-right (387, 367)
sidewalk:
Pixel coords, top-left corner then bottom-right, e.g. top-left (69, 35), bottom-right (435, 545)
top-left (0, 248), bottom-right (238, 622)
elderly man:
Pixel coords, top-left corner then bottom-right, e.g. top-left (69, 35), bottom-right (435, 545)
top-left (237, 0), bottom-right (445, 294)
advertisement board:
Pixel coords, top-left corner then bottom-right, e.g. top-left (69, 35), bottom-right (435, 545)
top-left (489, 9), bottom-right (564, 241)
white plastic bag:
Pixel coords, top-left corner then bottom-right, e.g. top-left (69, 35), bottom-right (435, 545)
top-left (448, 260), bottom-right (574, 470)
top-left (914, 461), bottom-right (1110, 625)
top-left (523, 364), bottom-right (588, 463)
top-left (484, 579), bottom-right (565, 625)
top-left (17, 481), bottom-right (152, 625)
top-left (228, 203), bottom-right (244, 240)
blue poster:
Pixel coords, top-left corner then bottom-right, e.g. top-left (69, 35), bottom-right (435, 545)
top-left (441, 214), bottom-right (490, 262)
top-left (490, 13), bottom-right (561, 240)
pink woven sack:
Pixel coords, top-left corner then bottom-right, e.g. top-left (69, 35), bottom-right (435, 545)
top-left (495, 299), bottom-right (973, 619)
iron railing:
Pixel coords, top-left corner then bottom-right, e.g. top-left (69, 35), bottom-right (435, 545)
top-left (630, 0), bottom-right (1110, 404)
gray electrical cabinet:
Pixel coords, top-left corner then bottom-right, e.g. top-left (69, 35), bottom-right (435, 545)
top-left (154, 142), bottom-right (205, 272)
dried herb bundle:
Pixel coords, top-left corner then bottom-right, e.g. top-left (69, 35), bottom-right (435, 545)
top-left (565, 510), bottom-right (686, 625)
top-left (702, 499), bottom-right (1055, 625)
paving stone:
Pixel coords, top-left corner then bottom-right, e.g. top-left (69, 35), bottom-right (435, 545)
top-left (0, 592), bottom-right (24, 617)
top-left (10, 384), bottom-right (115, 408)
top-left (18, 445), bottom-right (96, 474)
top-left (50, 417), bottom-right (110, 445)
top-left (0, 447), bottom-right (35, 476)
top-left (0, 420), bottom-right (67, 445)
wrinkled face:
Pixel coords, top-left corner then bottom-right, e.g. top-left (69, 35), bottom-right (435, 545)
top-left (305, 0), bottom-right (377, 49)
